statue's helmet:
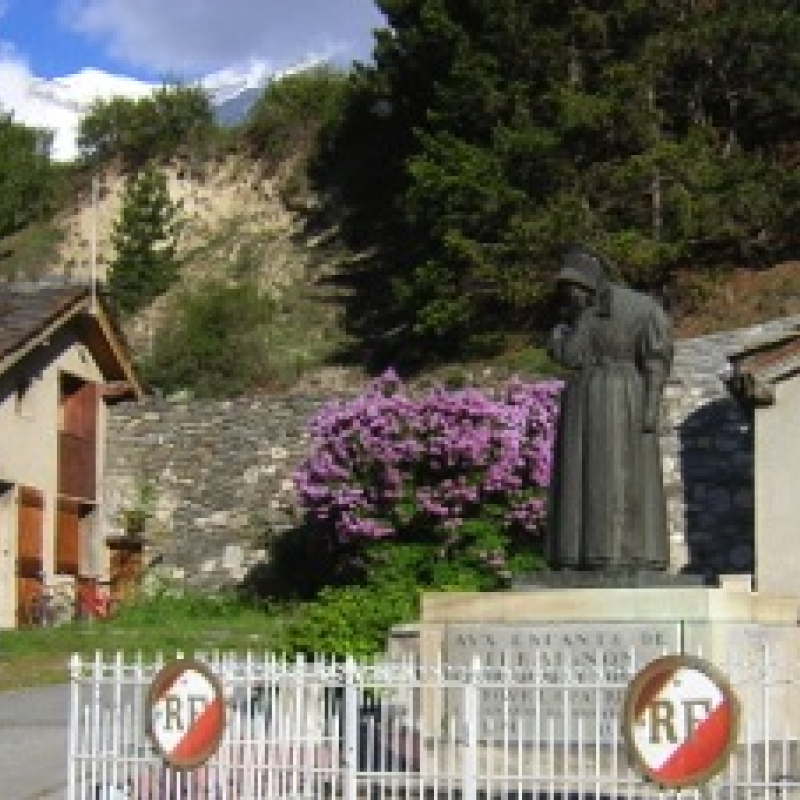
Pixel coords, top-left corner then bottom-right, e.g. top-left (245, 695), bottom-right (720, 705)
top-left (555, 245), bottom-right (612, 315)
top-left (555, 245), bottom-right (607, 292)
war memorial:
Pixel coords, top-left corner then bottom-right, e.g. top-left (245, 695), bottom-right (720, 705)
top-left (68, 247), bottom-right (800, 795)
top-left (387, 246), bottom-right (800, 788)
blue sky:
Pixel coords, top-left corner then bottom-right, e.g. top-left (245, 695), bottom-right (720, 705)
top-left (1, 0), bottom-right (98, 79)
top-left (0, 0), bottom-right (387, 159)
top-left (0, 0), bottom-right (385, 81)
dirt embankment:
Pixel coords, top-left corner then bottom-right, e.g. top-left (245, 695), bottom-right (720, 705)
top-left (673, 260), bottom-right (800, 339)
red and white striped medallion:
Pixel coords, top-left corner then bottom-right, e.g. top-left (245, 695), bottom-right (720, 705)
top-left (623, 655), bottom-right (739, 789)
top-left (146, 659), bottom-right (225, 769)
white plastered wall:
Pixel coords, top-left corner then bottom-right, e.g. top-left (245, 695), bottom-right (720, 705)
top-left (0, 321), bottom-right (108, 628)
top-left (754, 376), bottom-right (800, 600)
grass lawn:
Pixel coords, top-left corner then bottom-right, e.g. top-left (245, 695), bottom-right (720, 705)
top-left (0, 595), bottom-right (291, 692)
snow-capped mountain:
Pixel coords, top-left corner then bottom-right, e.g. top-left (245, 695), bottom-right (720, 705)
top-left (209, 57), bottom-right (324, 126)
top-left (213, 87), bottom-right (263, 127)
top-left (202, 60), bottom-right (273, 106)
top-left (6, 61), bottom-right (287, 162)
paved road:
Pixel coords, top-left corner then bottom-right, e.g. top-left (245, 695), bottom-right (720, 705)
top-left (0, 683), bottom-right (70, 799)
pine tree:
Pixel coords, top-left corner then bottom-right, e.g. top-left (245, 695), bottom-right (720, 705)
top-left (320, 0), bottom-right (800, 361)
top-left (108, 166), bottom-right (181, 316)
top-left (0, 111), bottom-right (54, 238)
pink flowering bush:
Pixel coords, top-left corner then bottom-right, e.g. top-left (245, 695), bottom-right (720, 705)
top-left (294, 369), bottom-right (562, 585)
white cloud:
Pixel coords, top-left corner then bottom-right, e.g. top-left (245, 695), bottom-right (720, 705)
top-left (0, 49), bottom-right (65, 149)
top-left (59, 0), bottom-right (385, 76)
top-left (0, 46), bottom-right (154, 160)
top-left (0, 1), bottom-right (386, 161)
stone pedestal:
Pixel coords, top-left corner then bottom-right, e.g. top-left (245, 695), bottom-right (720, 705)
top-left (389, 585), bottom-right (800, 744)
top-left (510, 570), bottom-right (706, 590)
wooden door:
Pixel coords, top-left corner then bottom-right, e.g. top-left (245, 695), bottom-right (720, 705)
top-left (16, 486), bottom-right (43, 627)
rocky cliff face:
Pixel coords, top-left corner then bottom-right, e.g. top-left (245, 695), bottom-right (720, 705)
top-left (48, 150), bottom-right (359, 393)
top-left (56, 155), bottom-right (313, 346)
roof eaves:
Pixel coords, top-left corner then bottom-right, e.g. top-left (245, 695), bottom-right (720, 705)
top-left (0, 290), bottom-right (90, 377)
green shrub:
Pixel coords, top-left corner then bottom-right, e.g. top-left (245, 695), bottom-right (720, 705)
top-left (278, 583), bottom-right (417, 658)
top-left (140, 277), bottom-right (275, 397)
top-left (0, 221), bottom-right (64, 280)
top-left (276, 540), bottom-right (498, 658)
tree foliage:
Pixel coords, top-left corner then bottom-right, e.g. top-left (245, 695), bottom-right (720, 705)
top-left (108, 166), bottom-right (181, 316)
top-left (0, 112), bottom-right (55, 239)
top-left (244, 66), bottom-right (349, 161)
top-left (317, 0), bottom-right (800, 363)
top-left (78, 84), bottom-right (214, 169)
top-left (140, 278), bottom-right (275, 398)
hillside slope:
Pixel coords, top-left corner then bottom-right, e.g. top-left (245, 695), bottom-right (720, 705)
top-left (44, 154), bottom-right (368, 391)
top-left (673, 261), bottom-right (800, 339)
top-left (4, 147), bottom-right (800, 391)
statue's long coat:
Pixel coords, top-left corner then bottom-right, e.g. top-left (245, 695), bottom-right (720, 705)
top-left (546, 283), bottom-right (673, 570)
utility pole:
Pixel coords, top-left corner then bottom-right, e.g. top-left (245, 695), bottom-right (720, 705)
top-left (90, 172), bottom-right (99, 314)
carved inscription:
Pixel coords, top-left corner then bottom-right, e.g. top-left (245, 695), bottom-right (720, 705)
top-left (444, 623), bottom-right (680, 741)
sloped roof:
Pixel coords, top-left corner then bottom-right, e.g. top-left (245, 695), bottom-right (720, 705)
top-left (0, 281), bottom-right (145, 398)
top-left (728, 328), bottom-right (800, 383)
top-left (726, 326), bottom-right (800, 406)
top-left (0, 283), bottom-right (88, 359)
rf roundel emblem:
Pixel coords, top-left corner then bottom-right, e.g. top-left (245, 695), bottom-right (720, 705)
top-left (622, 655), bottom-right (739, 789)
top-left (146, 659), bottom-right (225, 769)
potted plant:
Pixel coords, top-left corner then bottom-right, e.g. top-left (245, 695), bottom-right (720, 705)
top-left (107, 478), bottom-right (156, 548)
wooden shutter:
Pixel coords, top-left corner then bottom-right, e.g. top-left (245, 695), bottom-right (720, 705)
top-left (17, 487), bottom-right (43, 576)
top-left (17, 486), bottom-right (43, 626)
top-left (61, 380), bottom-right (98, 440)
top-left (56, 499), bottom-right (80, 576)
top-left (58, 379), bottom-right (98, 500)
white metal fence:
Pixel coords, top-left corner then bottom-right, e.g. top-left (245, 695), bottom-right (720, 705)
top-left (69, 647), bottom-right (800, 799)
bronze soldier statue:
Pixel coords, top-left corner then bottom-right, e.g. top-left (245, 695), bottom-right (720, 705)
top-left (546, 245), bottom-right (673, 571)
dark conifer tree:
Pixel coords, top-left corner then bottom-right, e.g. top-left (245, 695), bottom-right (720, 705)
top-left (319, 0), bottom-right (800, 361)
top-left (108, 166), bottom-right (181, 316)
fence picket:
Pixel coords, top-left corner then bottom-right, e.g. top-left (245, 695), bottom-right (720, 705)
top-left (462, 659), bottom-right (478, 800)
top-left (67, 645), bottom-right (800, 798)
top-left (343, 657), bottom-right (358, 800)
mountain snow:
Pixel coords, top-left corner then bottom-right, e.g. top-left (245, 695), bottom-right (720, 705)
top-left (201, 60), bottom-right (273, 106)
top-left (12, 68), bottom-right (156, 161)
top-left (5, 60), bottom-right (286, 162)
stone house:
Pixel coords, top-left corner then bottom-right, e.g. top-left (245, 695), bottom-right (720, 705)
top-left (727, 326), bottom-right (800, 600)
top-left (0, 283), bottom-right (143, 627)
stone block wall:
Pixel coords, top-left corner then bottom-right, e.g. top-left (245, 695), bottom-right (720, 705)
top-left (103, 394), bottom-right (345, 590)
top-left (663, 315), bottom-right (800, 577)
top-left (103, 316), bottom-right (800, 591)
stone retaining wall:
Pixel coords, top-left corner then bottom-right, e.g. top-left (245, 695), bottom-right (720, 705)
top-left (103, 394), bottom-right (335, 590)
top-left (104, 317), bottom-right (800, 591)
